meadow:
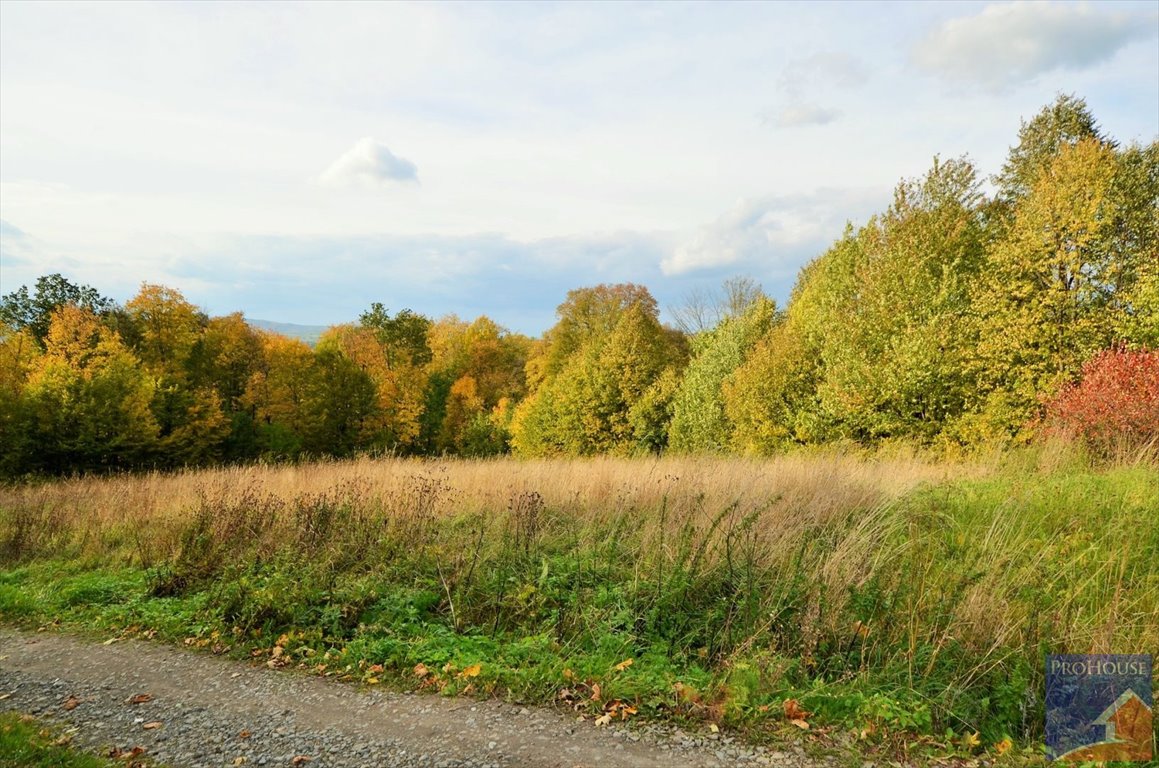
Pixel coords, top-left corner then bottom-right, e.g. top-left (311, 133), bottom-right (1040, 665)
top-left (1, 449), bottom-right (1156, 760)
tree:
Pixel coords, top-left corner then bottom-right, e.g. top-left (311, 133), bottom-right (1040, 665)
top-left (970, 139), bottom-right (1122, 437)
top-left (669, 276), bottom-right (765, 335)
top-left (242, 332), bottom-right (317, 457)
top-left (0, 324), bottom-right (41, 475)
top-left (513, 291), bottom-right (684, 456)
top-left (188, 313), bottom-right (267, 459)
top-left (0, 273), bottom-right (116, 346)
top-left (359, 304), bottom-right (433, 368)
top-left (424, 314), bottom-right (531, 454)
top-left (817, 157), bottom-right (988, 441)
top-left (124, 284), bottom-right (225, 464)
top-left (23, 306), bottom-right (158, 472)
top-left (667, 296), bottom-right (778, 452)
top-left (994, 94), bottom-right (1108, 205)
top-left (533, 283), bottom-right (658, 382)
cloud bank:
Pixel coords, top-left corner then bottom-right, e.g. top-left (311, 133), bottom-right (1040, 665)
top-left (662, 188), bottom-right (885, 276)
top-left (319, 137), bottom-right (419, 187)
top-left (912, 2), bottom-right (1156, 90)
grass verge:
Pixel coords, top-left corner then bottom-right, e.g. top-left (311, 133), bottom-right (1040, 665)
top-left (0, 712), bottom-right (153, 768)
top-left (1, 452), bottom-right (1155, 764)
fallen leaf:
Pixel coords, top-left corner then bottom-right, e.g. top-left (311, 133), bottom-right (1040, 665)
top-left (63, 695), bottom-right (80, 711)
top-left (365, 677), bottom-right (379, 685)
top-left (782, 698), bottom-right (811, 721)
top-left (563, 668), bottom-right (575, 681)
top-left (791, 719), bottom-right (810, 730)
top-left (239, 730), bottom-right (252, 739)
top-left (127, 694), bottom-right (153, 705)
top-left (594, 713), bottom-right (613, 727)
top-left (53, 734), bottom-right (73, 747)
top-left (290, 756), bottom-right (312, 766)
top-left (233, 758), bottom-right (248, 766)
top-left (614, 658), bottom-right (633, 672)
top-left (368, 663), bottom-right (384, 674)
top-left (271, 645), bottom-right (284, 659)
top-left (103, 638), bottom-right (119, 645)
top-left (995, 736), bottom-right (1013, 755)
top-left (708, 723), bottom-right (719, 733)
top-left (960, 731), bottom-right (981, 751)
top-left (460, 663), bottom-right (482, 679)
top-left (590, 682), bottom-right (601, 702)
top-left (413, 663), bottom-right (429, 678)
top-left (142, 721), bottom-right (162, 730)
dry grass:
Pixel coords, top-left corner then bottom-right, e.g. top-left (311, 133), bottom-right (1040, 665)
top-left (0, 451), bottom-right (981, 567)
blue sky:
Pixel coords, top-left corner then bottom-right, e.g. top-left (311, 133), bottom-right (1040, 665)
top-left (1, 1), bottom-right (1156, 334)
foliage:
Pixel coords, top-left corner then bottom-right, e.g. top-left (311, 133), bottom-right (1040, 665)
top-left (668, 296), bottom-right (778, 453)
top-left (1042, 347), bottom-right (1159, 458)
top-left (513, 290), bottom-right (685, 456)
top-left (22, 306), bottom-right (159, 472)
top-left (0, 273), bottom-right (117, 346)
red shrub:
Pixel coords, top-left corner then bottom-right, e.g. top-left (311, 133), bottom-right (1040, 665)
top-left (1043, 348), bottom-right (1159, 456)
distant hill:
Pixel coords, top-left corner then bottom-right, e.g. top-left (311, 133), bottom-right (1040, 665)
top-left (246, 319), bottom-right (330, 347)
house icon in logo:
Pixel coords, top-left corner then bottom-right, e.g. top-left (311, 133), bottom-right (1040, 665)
top-left (1059, 688), bottom-right (1153, 763)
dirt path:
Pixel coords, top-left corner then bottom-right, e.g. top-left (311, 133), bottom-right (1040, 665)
top-left (0, 628), bottom-right (829, 768)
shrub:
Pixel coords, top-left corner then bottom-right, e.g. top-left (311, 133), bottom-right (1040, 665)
top-left (1042, 347), bottom-right (1159, 457)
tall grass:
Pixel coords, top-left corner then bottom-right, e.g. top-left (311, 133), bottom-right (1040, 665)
top-left (1, 449), bottom-right (1155, 748)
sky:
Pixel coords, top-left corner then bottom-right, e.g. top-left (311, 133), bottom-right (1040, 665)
top-left (1, 1), bottom-right (1156, 335)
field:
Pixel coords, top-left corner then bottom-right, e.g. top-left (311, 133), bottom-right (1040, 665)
top-left (1, 449), bottom-right (1156, 760)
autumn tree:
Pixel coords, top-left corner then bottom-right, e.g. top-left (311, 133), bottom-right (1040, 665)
top-left (970, 139), bottom-right (1123, 437)
top-left (670, 276), bottom-right (765, 336)
top-left (0, 323), bottom-right (41, 474)
top-left (22, 306), bottom-right (158, 472)
top-left (667, 295), bottom-right (778, 452)
top-left (124, 284), bottom-right (226, 465)
top-left (513, 287), bottom-right (685, 456)
top-left (818, 157), bottom-right (988, 441)
top-left (424, 314), bottom-right (531, 454)
top-left (187, 312), bottom-right (267, 458)
top-left (242, 332), bottom-right (317, 457)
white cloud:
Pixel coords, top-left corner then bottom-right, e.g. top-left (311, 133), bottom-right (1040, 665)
top-left (772, 104), bottom-right (841, 128)
top-left (662, 188), bottom-right (885, 276)
top-left (769, 52), bottom-right (867, 129)
top-left (319, 137), bottom-right (419, 187)
top-left (778, 52), bottom-right (869, 96)
top-left (912, 2), bottom-right (1156, 90)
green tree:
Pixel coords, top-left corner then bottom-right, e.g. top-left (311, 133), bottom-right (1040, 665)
top-left (513, 292), bottom-right (684, 456)
top-left (994, 93), bottom-right (1108, 205)
top-left (0, 273), bottom-right (116, 346)
top-left (970, 138), bottom-right (1122, 438)
top-left (818, 157), bottom-right (988, 441)
top-left (668, 296), bottom-right (778, 453)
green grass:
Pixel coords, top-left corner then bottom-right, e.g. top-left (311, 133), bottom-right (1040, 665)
top-left (1, 455), bottom-right (1155, 763)
top-left (0, 713), bottom-right (137, 768)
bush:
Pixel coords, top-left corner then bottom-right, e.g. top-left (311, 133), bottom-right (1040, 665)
top-left (1042, 348), bottom-right (1159, 457)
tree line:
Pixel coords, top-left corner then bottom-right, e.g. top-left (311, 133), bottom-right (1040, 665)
top-left (1, 96), bottom-right (1155, 475)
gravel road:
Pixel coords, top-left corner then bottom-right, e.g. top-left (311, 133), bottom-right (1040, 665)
top-left (0, 628), bottom-right (833, 768)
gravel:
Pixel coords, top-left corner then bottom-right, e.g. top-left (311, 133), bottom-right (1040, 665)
top-left (0, 628), bottom-right (834, 768)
